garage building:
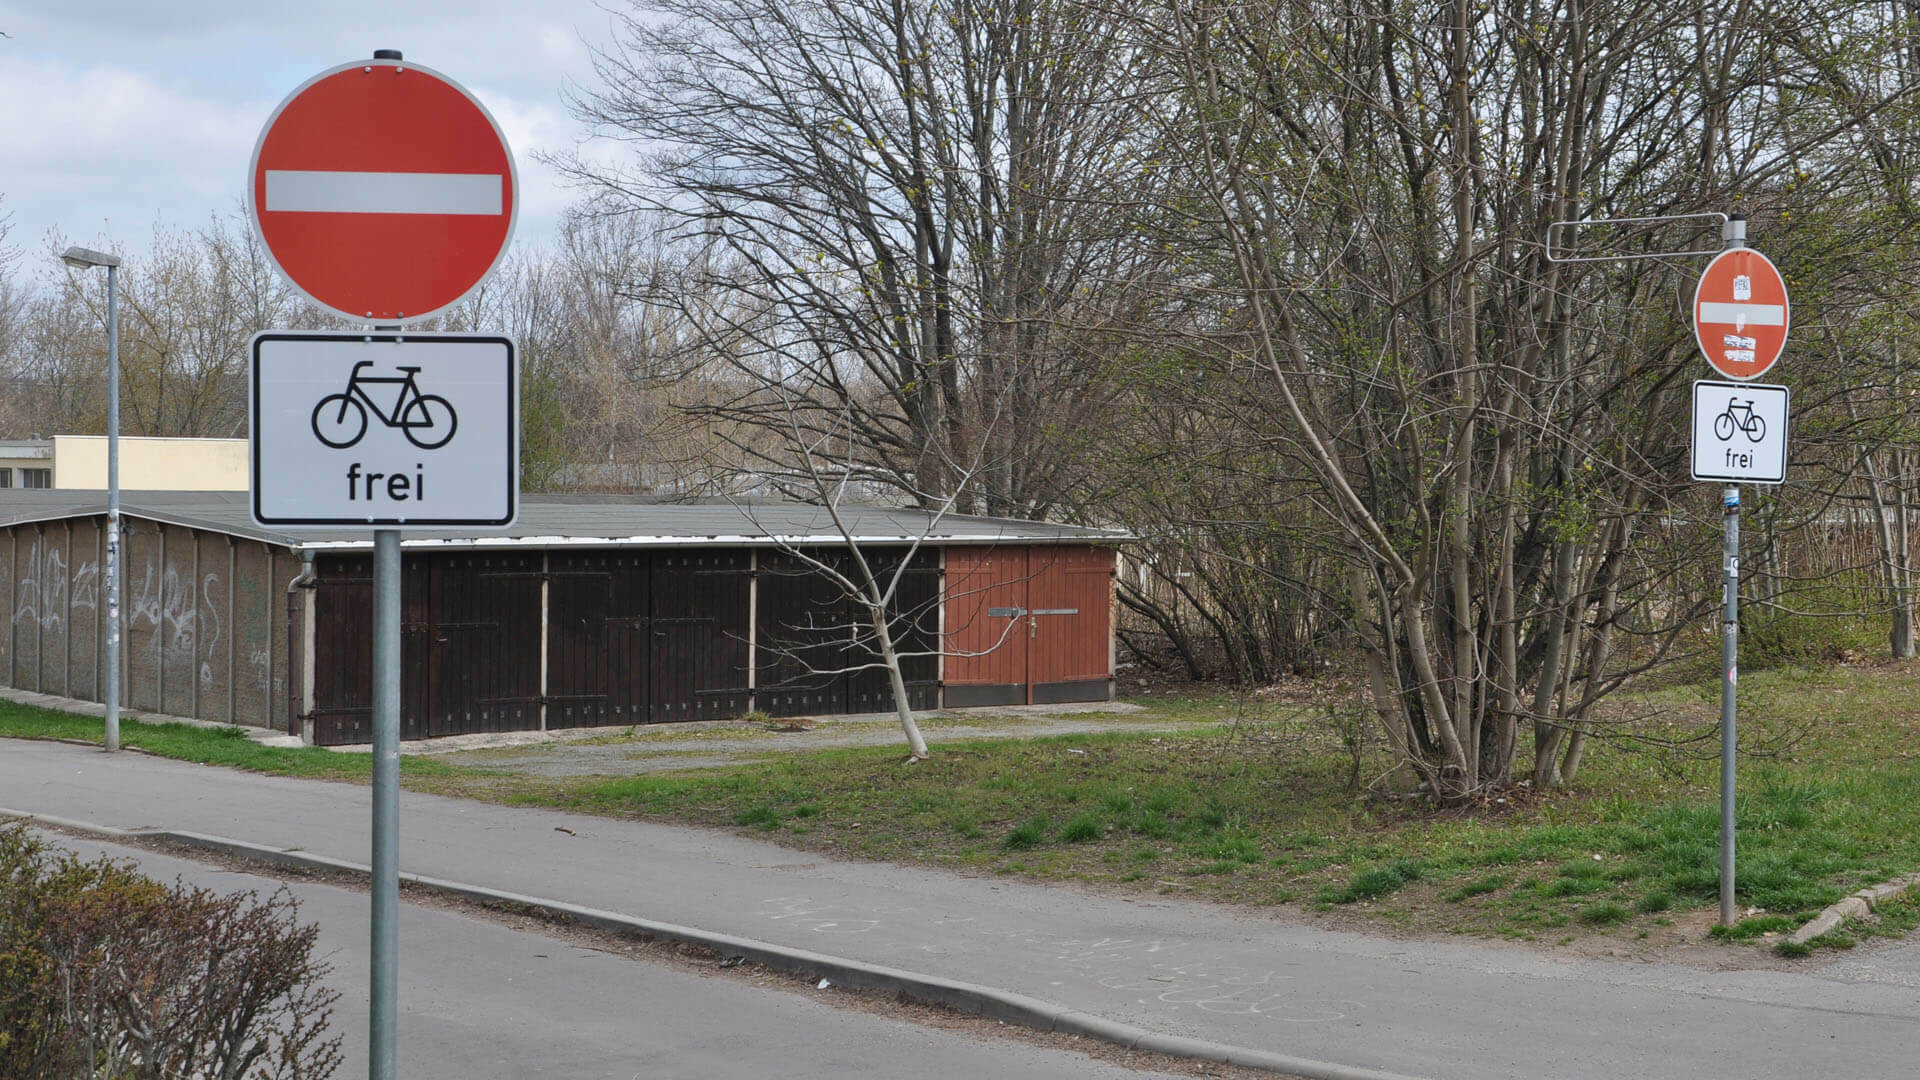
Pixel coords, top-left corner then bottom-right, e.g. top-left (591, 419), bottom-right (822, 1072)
top-left (0, 492), bottom-right (1124, 745)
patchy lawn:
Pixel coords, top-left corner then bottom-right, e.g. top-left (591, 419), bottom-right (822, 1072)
top-left (0, 701), bottom-right (463, 782)
top-left (8, 662), bottom-right (1920, 951)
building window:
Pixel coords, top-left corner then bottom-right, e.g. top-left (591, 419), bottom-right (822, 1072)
top-left (21, 468), bottom-right (51, 489)
top-left (0, 468), bottom-right (11, 488)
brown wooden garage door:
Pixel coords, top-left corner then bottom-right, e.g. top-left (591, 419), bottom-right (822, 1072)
top-left (546, 552), bottom-right (650, 728)
top-left (545, 551), bottom-right (752, 727)
top-left (754, 548), bottom-right (939, 718)
top-left (311, 552), bottom-right (541, 744)
top-left (943, 545), bottom-right (1113, 707)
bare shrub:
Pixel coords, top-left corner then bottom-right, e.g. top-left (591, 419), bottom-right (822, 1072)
top-left (0, 824), bottom-right (342, 1080)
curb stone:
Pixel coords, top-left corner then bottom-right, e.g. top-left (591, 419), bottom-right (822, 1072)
top-left (1786, 873), bottom-right (1920, 946)
top-left (0, 807), bottom-right (1428, 1080)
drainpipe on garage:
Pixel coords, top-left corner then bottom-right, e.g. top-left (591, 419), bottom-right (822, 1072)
top-left (539, 552), bottom-right (549, 732)
top-left (287, 550), bottom-right (317, 743)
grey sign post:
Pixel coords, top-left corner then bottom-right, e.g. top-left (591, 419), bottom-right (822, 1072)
top-left (248, 47), bottom-right (517, 1080)
top-left (1690, 376), bottom-right (1792, 918)
top-left (250, 331), bottom-right (517, 1080)
top-left (1552, 210), bottom-right (1790, 927)
top-left (1687, 219), bottom-right (1793, 926)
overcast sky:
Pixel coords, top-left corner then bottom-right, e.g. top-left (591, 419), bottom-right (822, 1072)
top-left (0, 0), bottom-right (623, 264)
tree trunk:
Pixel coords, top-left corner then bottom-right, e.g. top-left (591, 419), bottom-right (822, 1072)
top-left (870, 604), bottom-right (929, 759)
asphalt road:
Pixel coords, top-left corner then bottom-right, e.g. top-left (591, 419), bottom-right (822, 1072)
top-left (25, 831), bottom-right (1190, 1080)
top-left (5, 737), bottom-right (1919, 1079)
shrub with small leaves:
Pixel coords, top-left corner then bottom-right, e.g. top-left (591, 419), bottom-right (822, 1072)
top-left (0, 824), bottom-right (342, 1080)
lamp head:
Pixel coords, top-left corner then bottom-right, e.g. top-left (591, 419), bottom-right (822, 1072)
top-left (59, 246), bottom-right (122, 270)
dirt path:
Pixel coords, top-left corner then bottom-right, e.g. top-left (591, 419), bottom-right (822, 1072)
top-left (422, 702), bottom-right (1182, 777)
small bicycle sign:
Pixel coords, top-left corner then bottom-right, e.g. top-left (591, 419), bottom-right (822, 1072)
top-left (1713, 397), bottom-right (1766, 443)
top-left (1691, 380), bottom-right (1787, 484)
top-left (311, 361), bottom-right (458, 450)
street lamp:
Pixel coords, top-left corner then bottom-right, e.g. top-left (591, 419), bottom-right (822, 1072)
top-left (60, 245), bottom-right (122, 753)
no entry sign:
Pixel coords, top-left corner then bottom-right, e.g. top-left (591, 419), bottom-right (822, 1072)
top-left (1693, 247), bottom-right (1789, 381)
top-left (248, 58), bottom-right (517, 323)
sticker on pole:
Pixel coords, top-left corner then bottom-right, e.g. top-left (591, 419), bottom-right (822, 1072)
top-left (251, 333), bottom-right (518, 528)
top-left (1693, 248), bottom-right (1789, 380)
top-left (1691, 380), bottom-right (1787, 483)
top-left (247, 58), bottom-right (517, 324)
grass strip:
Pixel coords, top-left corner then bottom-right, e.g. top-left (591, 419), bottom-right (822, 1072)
top-left (8, 665), bottom-right (1920, 946)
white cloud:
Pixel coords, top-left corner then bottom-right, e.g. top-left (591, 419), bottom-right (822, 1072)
top-left (474, 92), bottom-right (580, 239)
top-left (0, 1), bottom-right (624, 260)
top-left (0, 56), bottom-right (265, 247)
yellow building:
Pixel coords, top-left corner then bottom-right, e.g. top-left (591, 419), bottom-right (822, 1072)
top-left (0, 437), bottom-right (248, 491)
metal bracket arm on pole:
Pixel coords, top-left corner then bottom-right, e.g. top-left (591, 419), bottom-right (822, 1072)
top-left (1544, 212), bottom-right (1731, 264)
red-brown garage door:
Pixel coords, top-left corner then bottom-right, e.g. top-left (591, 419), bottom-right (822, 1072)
top-left (943, 545), bottom-right (1113, 707)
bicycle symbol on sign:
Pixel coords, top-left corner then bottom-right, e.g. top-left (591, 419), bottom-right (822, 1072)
top-left (311, 361), bottom-right (457, 450)
top-left (1713, 397), bottom-right (1766, 443)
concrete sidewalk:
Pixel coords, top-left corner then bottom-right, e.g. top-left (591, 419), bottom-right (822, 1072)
top-left (3, 737), bottom-right (1917, 1080)
top-left (37, 833), bottom-right (1201, 1080)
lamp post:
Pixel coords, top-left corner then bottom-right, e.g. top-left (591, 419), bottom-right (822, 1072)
top-left (60, 245), bottom-right (122, 753)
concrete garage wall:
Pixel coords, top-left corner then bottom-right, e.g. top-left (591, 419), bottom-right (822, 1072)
top-left (1, 514), bottom-right (298, 731)
top-left (5, 519), bottom-right (97, 698)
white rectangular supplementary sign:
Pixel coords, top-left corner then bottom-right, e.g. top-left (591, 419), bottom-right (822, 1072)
top-left (263, 170), bottom-right (504, 215)
top-left (1691, 380), bottom-right (1787, 484)
top-left (251, 332), bottom-right (517, 529)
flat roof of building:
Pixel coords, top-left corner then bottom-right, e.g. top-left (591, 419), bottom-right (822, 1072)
top-left (0, 490), bottom-right (1129, 549)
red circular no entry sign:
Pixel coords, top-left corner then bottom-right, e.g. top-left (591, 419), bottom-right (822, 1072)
top-left (248, 58), bottom-right (517, 324)
top-left (1693, 247), bottom-right (1789, 381)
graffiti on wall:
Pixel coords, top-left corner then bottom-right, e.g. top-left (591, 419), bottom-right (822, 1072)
top-left (128, 559), bottom-right (201, 677)
top-left (11, 537), bottom-right (99, 634)
top-left (200, 570), bottom-right (222, 690)
top-left (5, 526), bottom-right (288, 729)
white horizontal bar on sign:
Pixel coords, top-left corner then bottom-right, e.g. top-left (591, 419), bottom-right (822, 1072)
top-left (263, 170), bottom-right (503, 215)
top-left (1698, 302), bottom-right (1785, 326)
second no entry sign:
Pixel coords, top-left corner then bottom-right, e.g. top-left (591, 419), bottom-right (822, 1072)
top-left (1693, 247), bottom-right (1789, 381)
top-left (248, 58), bottom-right (518, 324)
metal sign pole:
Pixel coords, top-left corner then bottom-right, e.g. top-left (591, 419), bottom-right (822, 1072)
top-left (370, 314), bottom-right (404, 1080)
top-left (246, 45), bottom-right (519, 1080)
top-left (1554, 209), bottom-right (1774, 928)
top-left (104, 261), bottom-right (121, 753)
top-left (1719, 213), bottom-right (1746, 927)
top-left (1720, 485), bottom-right (1740, 925)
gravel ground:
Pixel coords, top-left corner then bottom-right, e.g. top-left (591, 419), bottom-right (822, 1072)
top-left (419, 702), bottom-right (1185, 777)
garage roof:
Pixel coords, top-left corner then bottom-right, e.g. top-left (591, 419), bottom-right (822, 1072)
top-left (0, 490), bottom-right (1129, 549)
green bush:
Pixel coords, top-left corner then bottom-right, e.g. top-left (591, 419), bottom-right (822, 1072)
top-left (1577, 901), bottom-right (1631, 926)
top-left (1320, 859), bottom-right (1424, 904)
top-left (734, 805), bottom-right (782, 829)
top-left (1004, 815), bottom-right (1050, 850)
top-left (1740, 581), bottom-right (1882, 670)
top-left (1061, 813), bottom-right (1103, 843)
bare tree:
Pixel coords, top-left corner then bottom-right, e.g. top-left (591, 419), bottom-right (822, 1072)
top-left (15, 214), bottom-right (299, 441)
top-left (1111, 0), bottom-right (1920, 798)
top-left (735, 386), bottom-right (1029, 758)
top-left (561, 0), bottom-right (1161, 516)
